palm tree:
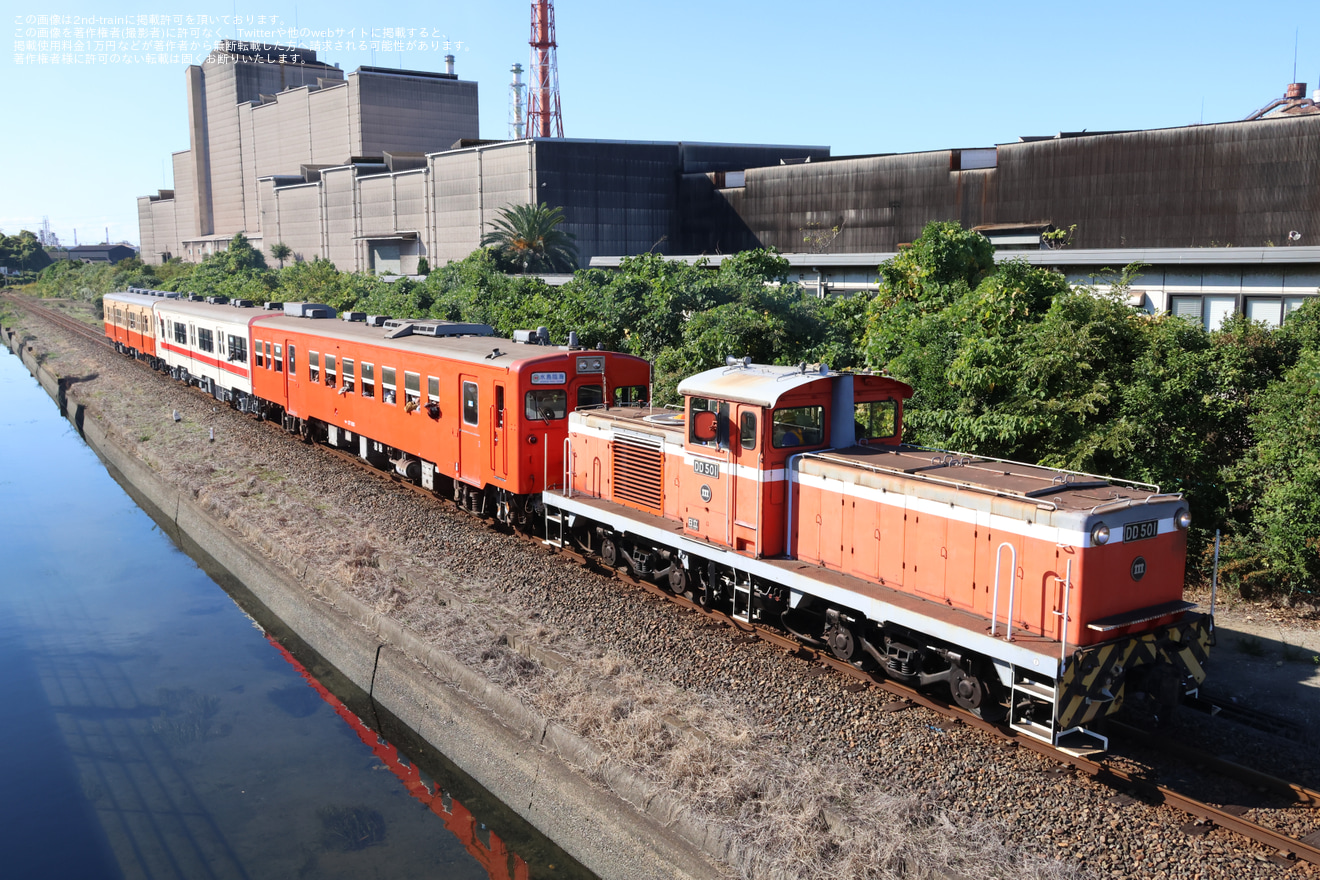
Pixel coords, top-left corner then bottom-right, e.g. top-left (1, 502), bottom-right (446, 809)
top-left (270, 242), bottom-right (292, 269)
top-left (480, 203), bottom-right (578, 273)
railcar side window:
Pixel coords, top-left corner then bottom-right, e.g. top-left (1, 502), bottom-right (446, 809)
top-left (228, 335), bottom-right (247, 364)
top-left (740, 412), bottom-right (758, 450)
top-left (361, 362), bottom-right (374, 398)
top-left (342, 358), bottom-right (355, 393)
top-left (173, 322), bottom-right (187, 345)
top-left (128, 313), bottom-right (136, 330)
top-left (854, 399), bottom-right (898, 442)
top-left (255, 341), bottom-right (264, 368)
top-left (287, 345), bottom-right (296, 376)
top-left (309, 351), bottom-right (320, 382)
top-left (404, 371), bottom-right (420, 405)
top-left (198, 328), bottom-right (214, 353)
top-left (525, 389), bottom-right (566, 420)
top-left (381, 367), bottom-right (397, 404)
top-left (427, 376), bottom-right (439, 404)
top-left (577, 384), bottom-right (604, 409)
top-left (324, 354), bottom-right (336, 386)
top-left (462, 381), bottom-right (479, 425)
top-left (613, 385), bottom-right (648, 407)
top-left (273, 344), bottom-right (283, 373)
top-left (266, 342), bottom-right (274, 369)
top-left (771, 406), bottom-right (825, 449)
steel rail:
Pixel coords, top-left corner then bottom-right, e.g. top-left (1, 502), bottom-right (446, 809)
top-left (13, 291), bottom-right (1320, 868)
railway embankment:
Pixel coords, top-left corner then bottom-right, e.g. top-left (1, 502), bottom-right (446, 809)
top-left (5, 296), bottom-right (1316, 880)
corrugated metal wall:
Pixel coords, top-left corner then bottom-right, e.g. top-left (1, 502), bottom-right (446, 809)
top-left (357, 175), bottom-right (395, 238)
top-left (354, 71), bottom-right (478, 157)
top-left (393, 171), bottom-right (427, 236)
top-left (137, 197), bottom-right (159, 261)
top-left (431, 149), bottom-right (486, 265)
top-left (310, 84), bottom-right (350, 165)
top-left (272, 183), bottom-right (323, 261)
top-left (323, 167), bottom-right (357, 270)
top-left (171, 151), bottom-right (196, 242)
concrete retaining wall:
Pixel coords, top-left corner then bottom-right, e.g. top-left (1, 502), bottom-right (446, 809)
top-left (1, 323), bottom-right (729, 880)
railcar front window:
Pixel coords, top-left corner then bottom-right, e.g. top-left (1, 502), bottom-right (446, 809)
top-left (525, 389), bottom-right (566, 420)
top-left (854, 400), bottom-right (898, 443)
top-left (772, 406), bottom-right (825, 449)
top-left (613, 385), bottom-right (648, 407)
top-left (342, 358), bottom-right (355, 393)
top-left (577, 384), bottom-right (604, 409)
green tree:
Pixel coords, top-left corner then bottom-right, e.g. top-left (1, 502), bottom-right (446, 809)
top-left (480, 203), bottom-right (579, 273)
top-left (269, 242), bottom-right (292, 269)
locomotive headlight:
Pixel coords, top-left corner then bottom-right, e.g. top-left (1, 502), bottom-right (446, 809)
top-left (1175, 508), bottom-right (1192, 530)
top-left (1091, 523), bottom-right (1111, 545)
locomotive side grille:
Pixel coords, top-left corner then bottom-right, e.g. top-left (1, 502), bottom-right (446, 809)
top-left (612, 440), bottom-right (664, 514)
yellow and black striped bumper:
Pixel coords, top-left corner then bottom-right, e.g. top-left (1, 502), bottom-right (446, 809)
top-left (1057, 614), bottom-right (1213, 730)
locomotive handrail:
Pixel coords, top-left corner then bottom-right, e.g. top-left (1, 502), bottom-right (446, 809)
top-left (806, 452), bottom-right (1061, 511)
top-left (1086, 492), bottom-right (1183, 516)
top-left (991, 542), bottom-right (1018, 640)
top-left (906, 445), bottom-right (1160, 494)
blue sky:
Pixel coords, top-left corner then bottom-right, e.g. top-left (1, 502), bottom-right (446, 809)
top-left (3, 0), bottom-right (1315, 247)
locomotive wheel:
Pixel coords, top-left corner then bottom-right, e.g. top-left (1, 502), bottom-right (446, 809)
top-left (599, 535), bottom-right (619, 569)
top-left (667, 564), bottom-right (687, 594)
top-left (950, 663), bottom-right (1006, 722)
top-left (824, 619), bottom-right (859, 663)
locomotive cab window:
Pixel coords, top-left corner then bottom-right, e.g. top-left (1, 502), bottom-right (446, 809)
top-left (613, 385), bottom-right (648, 407)
top-left (577, 384), bottom-right (604, 409)
top-left (462, 381), bottom-right (479, 425)
top-left (526, 389), bottom-right (567, 420)
top-left (854, 399), bottom-right (898, 443)
top-left (740, 411), bottom-right (758, 450)
top-left (324, 353), bottom-right (336, 386)
top-left (342, 358), bottom-right (355, 393)
top-left (689, 397), bottom-right (729, 448)
top-left (381, 367), bottom-right (396, 404)
top-left (308, 351), bottom-right (319, 382)
top-left (772, 406), bottom-right (825, 449)
top-left (361, 362), bottom-right (374, 398)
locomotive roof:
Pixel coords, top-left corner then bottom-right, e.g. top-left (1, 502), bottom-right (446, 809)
top-left (677, 362), bottom-right (838, 407)
top-left (251, 314), bottom-right (633, 368)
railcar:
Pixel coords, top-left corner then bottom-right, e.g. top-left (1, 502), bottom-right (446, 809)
top-left (545, 360), bottom-right (1212, 751)
top-left (151, 295), bottom-right (266, 405)
top-left (103, 288), bottom-right (177, 360)
top-left (246, 308), bottom-right (652, 525)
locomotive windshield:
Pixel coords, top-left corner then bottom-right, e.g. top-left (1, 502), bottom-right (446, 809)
top-left (772, 406), bottom-right (825, 448)
top-left (854, 399), bottom-right (898, 443)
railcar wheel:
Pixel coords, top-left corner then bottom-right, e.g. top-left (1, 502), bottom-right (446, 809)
top-left (950, 663), bottom-right (1006, 722)
top-left (599, 534), bottom-right (618, 569)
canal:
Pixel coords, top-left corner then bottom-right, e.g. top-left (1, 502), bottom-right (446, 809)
top-left (0, 340), bottom-right (592, 879)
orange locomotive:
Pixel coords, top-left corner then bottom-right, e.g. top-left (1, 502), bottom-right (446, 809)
top-left (547, 360), bottom-right (1212, 750)
top-left (248, 308), bottom-right (651, 525)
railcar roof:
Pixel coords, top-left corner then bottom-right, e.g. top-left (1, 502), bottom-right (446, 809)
top-left (252, 315), bottom-right (639, 369)
top-left (677, 362), bottom-right (837, 407)
top-left (104, 291), bottom-right (171, 308)
top-left (811, 445), bottom-right (1169, 512)
top-left (154, 299), bottom-right (269, 324)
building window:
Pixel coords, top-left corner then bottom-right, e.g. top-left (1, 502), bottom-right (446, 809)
top-left (197, 328), bottom-right (214, 353)
top-left (381, 367), bottom-right (397, 404)
top-left (1171, 295), bottom-right (1239, 331)
top-left (309, 351), bottom-right (320, 382)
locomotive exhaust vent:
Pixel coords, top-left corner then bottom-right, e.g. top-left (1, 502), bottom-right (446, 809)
top-left (612, 440), bottom-right (664, 514)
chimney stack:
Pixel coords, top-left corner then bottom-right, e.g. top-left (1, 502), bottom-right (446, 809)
top-left (1285, 82), bottom-right (1306, 99)
top-left (445, 54), bottom-right (455, 75)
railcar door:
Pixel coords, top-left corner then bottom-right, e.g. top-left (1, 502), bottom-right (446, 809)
top-left (491, 382), bottom-right (508, 479)
top-left (459, 376), bottom-right (482, 486)
top-left (283, 338), bottom-right (297, 414)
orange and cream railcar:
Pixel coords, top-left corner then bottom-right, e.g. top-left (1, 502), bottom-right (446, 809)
top-left (547, 361), bottom-right (1211, 750)
top-left (152, 296), bottom-right (265, 405)
top-left (103, 288), bottom-right (176, 360)
top-left (248, 310), bottom-right (651, 523)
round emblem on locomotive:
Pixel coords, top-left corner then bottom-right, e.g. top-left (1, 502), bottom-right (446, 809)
top-left (700, 484), bottom-right (713, 503)
top-left (1131, 556), bottom-right (1147, 581)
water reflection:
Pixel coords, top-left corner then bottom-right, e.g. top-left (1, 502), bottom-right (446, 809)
top-left (0, 340), bottom-right (591, 880)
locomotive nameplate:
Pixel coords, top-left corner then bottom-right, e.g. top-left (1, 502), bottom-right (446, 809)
top-left (693, 459), bottom-right (720, 478)
top-left (1123, 519), bottom-right (1158, 543)
top-left (531, 371), bottom-right (567, 385)
top-left (686, 517), bottom-right (700, 531)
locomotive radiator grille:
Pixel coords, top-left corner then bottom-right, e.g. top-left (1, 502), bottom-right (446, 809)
top-left (612, 440), bottom-right (664, 514)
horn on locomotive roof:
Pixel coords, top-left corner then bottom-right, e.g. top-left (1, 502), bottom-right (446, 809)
top-left (725, 355), bottom-right (752, 368)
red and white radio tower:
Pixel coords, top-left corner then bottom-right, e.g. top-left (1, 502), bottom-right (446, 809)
top-left (527, 0), bottom-right (563, 137)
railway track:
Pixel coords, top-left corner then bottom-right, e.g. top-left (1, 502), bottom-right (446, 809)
top-left (10, 291), bottom-right (1320, 870)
